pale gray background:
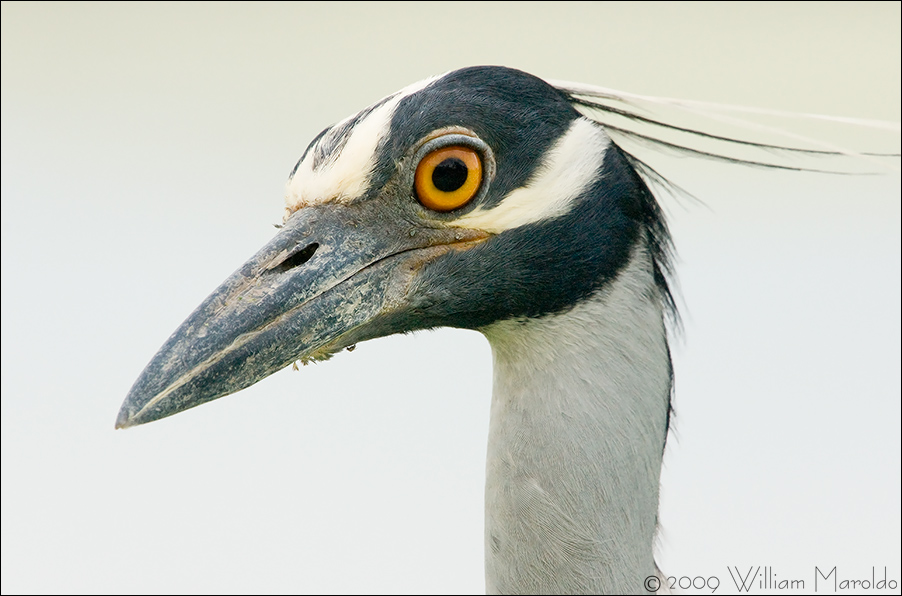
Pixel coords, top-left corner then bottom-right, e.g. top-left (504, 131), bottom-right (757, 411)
top-left (2, 2), bottom-right (900, 594)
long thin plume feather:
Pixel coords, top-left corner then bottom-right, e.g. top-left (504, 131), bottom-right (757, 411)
top-left (550, 79), bottom-right (901, 175)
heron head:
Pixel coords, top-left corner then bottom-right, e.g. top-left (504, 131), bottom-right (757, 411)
top-left (116, 66), bottom-right (665, 428)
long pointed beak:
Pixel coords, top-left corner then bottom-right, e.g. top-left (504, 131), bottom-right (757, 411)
top-left (116, 201), bottom-right (486, 428)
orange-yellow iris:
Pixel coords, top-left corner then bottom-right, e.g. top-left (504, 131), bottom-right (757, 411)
top-left (414, 146), bottom-right (482, 212)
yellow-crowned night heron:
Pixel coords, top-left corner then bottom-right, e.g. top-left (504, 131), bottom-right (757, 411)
top-left (116, 66), bottom-right (886, 593)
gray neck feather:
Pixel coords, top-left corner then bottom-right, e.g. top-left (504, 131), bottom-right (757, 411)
top-left (481, 240), bottom-right (672, 594)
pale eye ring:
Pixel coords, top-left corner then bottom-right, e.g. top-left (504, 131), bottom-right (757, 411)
top-left (408, 132), bottom-right (494, 214)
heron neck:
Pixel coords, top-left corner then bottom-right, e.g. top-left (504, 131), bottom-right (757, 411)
top-left (480, 242), bottom-right (672, 594)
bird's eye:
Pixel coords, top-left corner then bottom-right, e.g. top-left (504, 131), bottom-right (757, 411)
top-left (414, 146), bottom-right (482, 212)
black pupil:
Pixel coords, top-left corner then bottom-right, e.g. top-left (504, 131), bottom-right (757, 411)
top-left (432, 158), bottom-right (468, 192)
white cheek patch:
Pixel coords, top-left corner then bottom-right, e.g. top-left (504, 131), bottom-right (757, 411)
top-left (284, 76), bottom-right (440, 215)
top-left (451, 118), bottom-right (611, 234)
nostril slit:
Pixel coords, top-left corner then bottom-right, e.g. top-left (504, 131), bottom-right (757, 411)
top-left (279, 243), bottom-right (318, 271)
